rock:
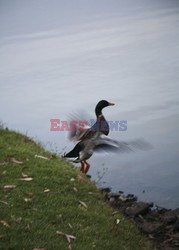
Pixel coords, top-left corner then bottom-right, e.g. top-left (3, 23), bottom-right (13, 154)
top-left (174, 219), bottom-right (179, 231)
top-left (125, 202), bottom-right (152, 217)
top-left (139, 222), bottom-right (163, 234)
top-left (118, 194), bottom-right (127, 202)
top-left (108, 192), bottom-right (120, 198)
top-left (118, 191), bottom-right (124, 194)
top-left (100, 187), bottom-right (111, 193)
top-left (161, 211), bottom-right (177, 224)
top-left (109, 197), bottom-right (115, 204)
top-left (126, 194), bottom-right (137, 201)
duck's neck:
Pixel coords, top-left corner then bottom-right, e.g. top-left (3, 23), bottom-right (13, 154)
top-left (95, 107), bottom-right (103, 117)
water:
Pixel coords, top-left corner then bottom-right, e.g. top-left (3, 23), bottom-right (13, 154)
top-left (0, 0), bottom-right (179, 208)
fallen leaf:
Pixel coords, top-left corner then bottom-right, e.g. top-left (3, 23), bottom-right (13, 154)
top-left (7, 157), bottom-right (23, 164)
top-left (0, 220), bottom-right (10, 228)
top-left (73, 187), bottom-right (77, 192)
top-left (56, 231), bottom-right (64, 236)
top-left (0, 162), bottom-right (7, 167)
top-left (24, 198), bottom-right (32, 202)
top-left (79, 200), bottom-right (88, 209)
top-left (0, 200), bottom-right (8, 205)
top-left (2, 170), bottom-right (7, 176)
top-left (22, 172), bottom-right (28, 177)
top-left (4, 185), bottom-right (16, 189)
top-left (68, 223), bottom-right (73, 229)
top-left (116, 219), bottom-right (120, 224)
top-left (66, 234), bottom-right (76, 243)
top-left (17, 177), bottom-right (33, 181)
top-left (0, 234), bottom-right (5, 239)
top-left (33, 248), bottom-right (47, 250)
top-left (44, 189), bottom-right (49, 193)
top-left (26, 192), bottom-right (33, 198)
top-left (35, 154), bottom-right (49, 160)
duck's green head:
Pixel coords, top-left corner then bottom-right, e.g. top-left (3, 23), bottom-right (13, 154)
top-left (95, 100), bottom-right (115, 116)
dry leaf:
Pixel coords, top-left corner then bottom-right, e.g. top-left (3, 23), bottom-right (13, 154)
top-left (4, 185), bottom-right (16, 189)
top-left (0, 234), bottom-right (5, 239)
top-left (2, 170), bottom-right (7, 176)
top-left (68, 223), bottom-right (73, 229)
top-left (24, 198), bottom-right (32, 202)
top-left (26, 192), bottom-right (33, 197)
top-left (79, 200), bottom-right (88, 209)
top-left (0, 200), bottom-right (8, 205)
top-left (66, 234), bottom-right (76, 243)
top-left (116, 219), bottom-right (120, 224)
top-left (8, 157), bottom-right (23, 164)
top-left (22, 172), bottom-right (28, 177)
top-left (35, 154), bottom-right (49, 160)
top-left (56, 231), bottom-right (64, 236)
top-left (33, 248), bottom-right (47, 250)
top-left (0, 162), bottom-right (7, 166)
top-left (0, 220), bottom-right (10, 228)
top-left (73, 187), bottom-right (77, 192)
top-left (44, 189), bottom-right (50, 193)
top-left (17, 177), bottom-right (33, 181)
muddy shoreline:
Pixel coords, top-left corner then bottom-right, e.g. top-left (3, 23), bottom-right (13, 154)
top-left (100, 188), bottom-right (179, 250)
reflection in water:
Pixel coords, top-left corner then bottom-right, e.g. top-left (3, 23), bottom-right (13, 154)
top-left (0, 1), bottom-right (179, 208)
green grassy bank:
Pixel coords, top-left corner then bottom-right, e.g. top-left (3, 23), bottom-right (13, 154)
top-left (0, 128), bottom-right (154, 250)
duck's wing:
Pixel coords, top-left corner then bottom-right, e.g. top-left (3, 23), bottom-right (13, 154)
top-left (94, 135), bottom-right (152, 154)
top-left (67, 111), bottom-right (93, 141)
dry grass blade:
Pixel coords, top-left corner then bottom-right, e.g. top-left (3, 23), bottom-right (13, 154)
top-left (4, 185), bottom-right (16, 189)
top-left (79, 200), bottom-right (88, 209)
top-left (0, 220), bottom-right (10, 228)
top-left (35, 154), bottom-right (50, 160)
top-left (17, 177), bottom-right (33, 181)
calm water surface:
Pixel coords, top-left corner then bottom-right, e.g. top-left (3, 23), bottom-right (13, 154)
top-left (0, 1), bottom-right (179, 208)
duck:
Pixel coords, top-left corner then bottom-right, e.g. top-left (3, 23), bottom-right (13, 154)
top-left (64, 100), bottom-right (152, 174)
top-left (64, 100), bottom-right (115, 173)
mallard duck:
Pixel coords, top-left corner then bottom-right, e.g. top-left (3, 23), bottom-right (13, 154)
top-left (64, 100), bottom-right (152, 174)
top-left (64, 100), bottom-right (115, 173)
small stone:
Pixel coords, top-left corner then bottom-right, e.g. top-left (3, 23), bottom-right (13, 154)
top-left (125, 202), bottom-right (152, 217)
top-left (139, 222), bottom-right (163, 234)
top-left (174, 219), bottom-right (179, 231)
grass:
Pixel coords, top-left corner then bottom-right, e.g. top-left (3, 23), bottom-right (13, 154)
top-left (0, 128), bottom-right (154, 250)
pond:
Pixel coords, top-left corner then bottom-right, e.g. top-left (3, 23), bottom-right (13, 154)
top-left (0, 0), bottom-right (179, 208)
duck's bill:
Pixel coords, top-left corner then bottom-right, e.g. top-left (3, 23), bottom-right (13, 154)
top-left (108, 102), bottom-right (115, 106)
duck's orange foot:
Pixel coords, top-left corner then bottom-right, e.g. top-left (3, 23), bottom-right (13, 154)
top-left (84, 160), bottom-right (90, 174)
top-left (80, 161), bottom-right (85, 173)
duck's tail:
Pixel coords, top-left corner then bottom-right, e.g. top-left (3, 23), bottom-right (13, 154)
top-left (63, 142), bottom-right (83, 158)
